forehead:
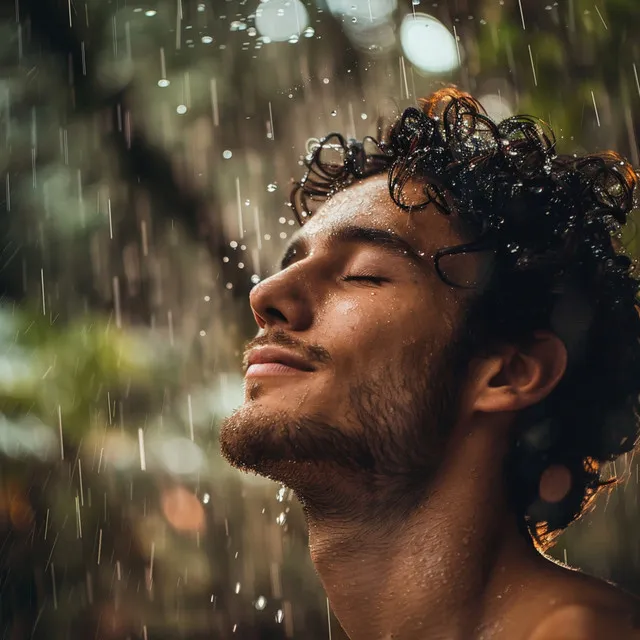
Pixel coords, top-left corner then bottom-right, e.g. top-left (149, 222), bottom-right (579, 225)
top-left (298, 175), bottom-right (460, 252)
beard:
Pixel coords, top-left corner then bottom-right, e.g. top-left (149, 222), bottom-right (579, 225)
top-left (219, 333), bottom-right (466, 517)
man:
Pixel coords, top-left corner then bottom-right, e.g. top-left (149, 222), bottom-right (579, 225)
top-left (220, 88), bottom-right (640, 638)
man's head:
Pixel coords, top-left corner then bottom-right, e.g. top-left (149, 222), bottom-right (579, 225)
top-left (220, 88), bottom-right (640, 545)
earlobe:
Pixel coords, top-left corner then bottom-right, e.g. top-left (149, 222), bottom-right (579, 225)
top-left (470, 332), bottom-right (568, 416)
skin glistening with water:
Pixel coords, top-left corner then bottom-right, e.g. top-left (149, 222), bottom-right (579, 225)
top-left (219, 91), bottom-right (640, 639)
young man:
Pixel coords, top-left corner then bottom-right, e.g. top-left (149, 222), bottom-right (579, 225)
top-left (219, 88), bottom-right (640, 639)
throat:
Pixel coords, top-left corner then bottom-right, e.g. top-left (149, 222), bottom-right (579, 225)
top-left (303, 430), bottom-right (544, 640)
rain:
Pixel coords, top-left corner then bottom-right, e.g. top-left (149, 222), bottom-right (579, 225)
top-left (0, 0), bottom-right (638, 638)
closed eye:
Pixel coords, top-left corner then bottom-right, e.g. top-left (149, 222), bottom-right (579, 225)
top-left (340, 275), bottom-right (388, 285)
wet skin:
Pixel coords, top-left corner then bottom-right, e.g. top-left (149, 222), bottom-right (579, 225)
top-left (220, 175), bottom-right (640, 639)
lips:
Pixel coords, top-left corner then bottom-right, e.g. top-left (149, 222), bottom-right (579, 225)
top-left (246, 346), bottom-right (315, 372)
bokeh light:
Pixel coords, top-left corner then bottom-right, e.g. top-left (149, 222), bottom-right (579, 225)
top-left (255, 0), bottom-right (309, 43)
top-left (400, 12), bottom-right (460, 74)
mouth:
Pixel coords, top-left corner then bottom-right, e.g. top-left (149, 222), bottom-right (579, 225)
top-left (245, 347), bottom-right (315, 378)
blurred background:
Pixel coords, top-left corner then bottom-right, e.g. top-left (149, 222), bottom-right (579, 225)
top-left (0, 0), bottom-right (638, 637)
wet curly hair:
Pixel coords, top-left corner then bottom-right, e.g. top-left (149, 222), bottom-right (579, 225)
top-left (289, 87), bottom-right (640, 548)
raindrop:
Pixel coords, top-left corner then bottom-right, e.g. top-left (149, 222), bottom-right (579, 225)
top-left (176, 105), bottom-right (187, 114)
top-left (361, 113), bottom-right (368, 120)
top-left (279, 232), bottom-right (288, 239)
top-left (247, 27), bottom-right (257, 36)
top-left (204, 295), bottom-right (211, 301)
top-left (235, 582), bottom-right (241, 594)
top-left (199, 330), bottom-right (206, 337)
top-left (230, 241), bottom-right (238, 248)
top-left (238, 263), bottom-right (245, 269)
top-left (145, 9), bottom-right (157, 17)
top-left (201, 35), bottom-right (213, 44)
top-left (197, 3), bottom-right (205, 11)
top-left (226, 283), bottom-right (234, 290)
top-left (275, 610), bottom-right (284, 623)
top-left (351, 16), bottom-right (357, 23)
top-left (288, 34), bottom-right (299, 43)
top-left (158, 78), bottom-right (170, 87)
top-left (255, 596), bottom-right (267, 610)
top-left (323, 77), bottom-right (330, 84)
top-left (222, 257), bottom-right (230, 263)
top-left (251, 274), bottom-right (261, 284)
top-left (230, 21), bottom-right (246, 31)
top-left (278, 216), bottom-right (286, 224)
top-left (267, 183), bottom-right (278, 192)
top-left (331, 110), bottom-right (337, 116)
top-left (223, 150), bottom-right (233, 159)
top-left (303, 26), bottom-right (315, 37)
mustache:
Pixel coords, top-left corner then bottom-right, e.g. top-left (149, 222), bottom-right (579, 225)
top-left (242, 329), bottom-right (332, 373)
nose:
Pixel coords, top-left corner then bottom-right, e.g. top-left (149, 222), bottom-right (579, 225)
top-left (249, 266), bottom-right (313, 331)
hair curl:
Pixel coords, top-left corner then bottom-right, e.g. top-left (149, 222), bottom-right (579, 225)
top-left (289, 87), bottom-right (640, 548)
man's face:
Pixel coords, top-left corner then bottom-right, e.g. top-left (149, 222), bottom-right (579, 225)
top-left (220, 175), bottom-right (473, 495)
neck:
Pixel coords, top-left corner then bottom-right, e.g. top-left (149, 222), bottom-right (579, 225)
top-left (302, 418), bottom-right (547, 640)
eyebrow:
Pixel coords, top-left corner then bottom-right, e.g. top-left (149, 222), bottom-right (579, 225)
top-left (279, 224), bottom-right (427, 271)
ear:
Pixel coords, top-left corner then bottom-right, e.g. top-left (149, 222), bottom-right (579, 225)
top-left (467, 331), bottom-right (568, 415)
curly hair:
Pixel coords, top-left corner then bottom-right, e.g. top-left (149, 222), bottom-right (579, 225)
top-left (289, 87), bottom-right (640, 549)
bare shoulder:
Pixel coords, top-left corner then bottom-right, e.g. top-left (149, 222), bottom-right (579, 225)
top-left (519, 562), bottom-right (640, 640)
top-left (527, 600), bottom-right (640, 640)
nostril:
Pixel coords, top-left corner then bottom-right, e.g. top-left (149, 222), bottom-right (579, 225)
top-left (266, 306), bottom-right (287, 323)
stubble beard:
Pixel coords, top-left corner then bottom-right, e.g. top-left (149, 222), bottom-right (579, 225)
top-left (218, 337), bottom-right (464, 519)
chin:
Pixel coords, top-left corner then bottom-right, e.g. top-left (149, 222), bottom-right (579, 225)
top-left (219, 401), bottom-right (375, 482)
